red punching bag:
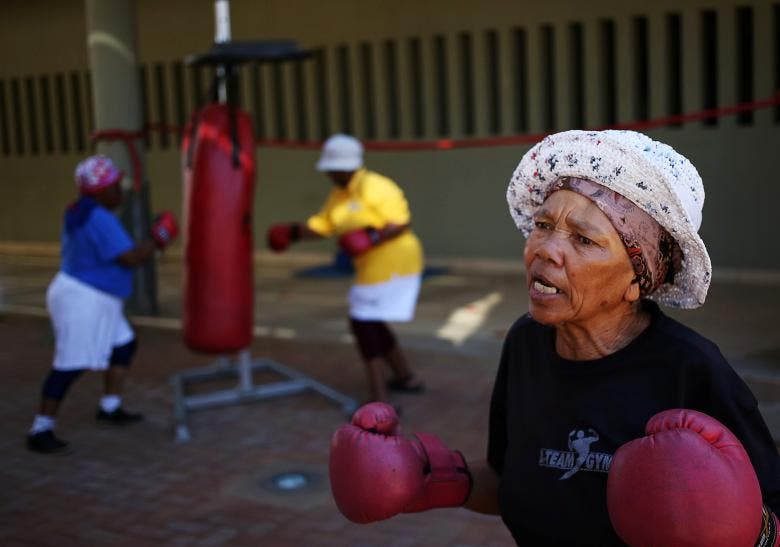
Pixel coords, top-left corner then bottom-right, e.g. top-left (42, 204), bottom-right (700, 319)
top-left (182, 102), bottom-right (255, 353)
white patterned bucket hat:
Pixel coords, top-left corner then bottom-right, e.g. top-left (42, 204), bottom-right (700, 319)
top-left (507, 129), bottom-right (711, 309)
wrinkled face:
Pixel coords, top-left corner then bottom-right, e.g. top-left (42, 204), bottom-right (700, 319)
top-left (523, 190), bottom-right (638, 328)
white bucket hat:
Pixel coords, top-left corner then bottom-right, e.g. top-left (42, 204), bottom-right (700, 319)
top-left (507, 129), bottom-right (712, 309)
top-left (316, 134), bottom-right (364, 172)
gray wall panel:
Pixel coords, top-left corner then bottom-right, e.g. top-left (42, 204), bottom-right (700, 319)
top-left (0, 0), bottom-right (778, 272)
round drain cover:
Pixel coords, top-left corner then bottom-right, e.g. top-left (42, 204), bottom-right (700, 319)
top-left (265, 471), bottom-right (316, 492)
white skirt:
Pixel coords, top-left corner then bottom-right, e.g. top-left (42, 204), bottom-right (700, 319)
top-left (46, 272), bottom-right (135, 371)
top-left (348, 273), bottom-right (421, 322)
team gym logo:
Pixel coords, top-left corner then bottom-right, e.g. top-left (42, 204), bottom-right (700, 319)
top-left (538, 428), bottom-right (613, 480)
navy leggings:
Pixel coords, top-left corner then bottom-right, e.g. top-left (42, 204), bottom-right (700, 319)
top-left (41, 338), bottom-right (137, 400)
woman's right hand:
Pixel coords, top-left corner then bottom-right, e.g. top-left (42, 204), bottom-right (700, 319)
top-left (266, 223), bottom-right (300, 252)
top-left (329, 402), bottom-right (472, 523)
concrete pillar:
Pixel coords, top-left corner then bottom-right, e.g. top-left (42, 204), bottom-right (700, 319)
top-left (84, 0), bottom-right (157, 315)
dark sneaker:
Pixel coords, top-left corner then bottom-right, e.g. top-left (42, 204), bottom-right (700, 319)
top-left (386, 375), bottom-right (426, 394)
top-left (27, 430), bottom-right (69, 454)
top-left (96, 407), bottom-right (144, 426)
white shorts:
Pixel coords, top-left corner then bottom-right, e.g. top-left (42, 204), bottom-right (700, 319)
top-left (348, 273), bottom-right (421, 322)
top-left (46, 272), bottom-right (135, 371)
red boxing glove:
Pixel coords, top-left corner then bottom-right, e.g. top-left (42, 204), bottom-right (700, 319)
top-left (607, 409), bottom-right (778, 547)
top-left (267, 223), bottom-right (299, 253)
top-left (329, 402), bottom-right (471, 523)
top-left (338, 227), bottom-right (380, 257)
top-left (150, 211), bottom-right (179, 249)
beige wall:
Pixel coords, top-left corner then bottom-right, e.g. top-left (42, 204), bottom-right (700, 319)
top-left (1, 0), bottom-right (779, 269)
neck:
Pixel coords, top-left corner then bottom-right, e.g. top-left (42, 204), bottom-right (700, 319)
top-left (554, 303), bottom-right (651, 361)
top-left (332, 170), bottom-right (357, 187)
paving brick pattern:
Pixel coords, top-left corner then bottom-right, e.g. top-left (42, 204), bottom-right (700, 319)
top-left (1, 251), bottom-right (778, 546)
top-left (0, 314), bottom-right (515, 547)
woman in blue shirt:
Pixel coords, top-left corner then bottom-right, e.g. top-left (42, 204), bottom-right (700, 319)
top-left (26, 155), bottom-right (178, 454)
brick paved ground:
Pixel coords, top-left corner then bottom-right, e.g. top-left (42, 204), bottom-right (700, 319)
top-left (0, 313), bottom-right (515, 547)
top-left (1, 250), bottom-right (779, 546)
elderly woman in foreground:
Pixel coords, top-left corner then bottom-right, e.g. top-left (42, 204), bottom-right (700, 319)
top-left (329, 130), bottom-right (780, 546)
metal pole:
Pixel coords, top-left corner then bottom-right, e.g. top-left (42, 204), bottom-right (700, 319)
top-left (84, 0), bottom-right (157, 315)
top-left (214, 0), bottom-right (231, 103)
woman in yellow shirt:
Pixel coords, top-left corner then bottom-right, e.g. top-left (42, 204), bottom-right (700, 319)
top-left (267, 134), bottom-right (425, 403)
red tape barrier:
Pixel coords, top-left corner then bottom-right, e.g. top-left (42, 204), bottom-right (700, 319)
top-left (256, 90), bottom-right (780, 151)
top-left (92, 91), bottom-right (780, 191)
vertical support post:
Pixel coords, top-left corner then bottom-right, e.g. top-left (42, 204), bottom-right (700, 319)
top-left (238, 349), bottom-right (253, 393)
top-left (84, 0), bottom-right (157, 314)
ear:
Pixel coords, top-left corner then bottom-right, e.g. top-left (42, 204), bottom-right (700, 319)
top-left (624, 278), bottom-right (641, 303)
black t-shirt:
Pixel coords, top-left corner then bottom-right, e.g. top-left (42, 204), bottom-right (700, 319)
top-left (487, 301), bottom-right (780, 546)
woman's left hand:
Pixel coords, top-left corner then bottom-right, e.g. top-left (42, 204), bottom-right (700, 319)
top-left (338, 227), bottom-right (382, 256)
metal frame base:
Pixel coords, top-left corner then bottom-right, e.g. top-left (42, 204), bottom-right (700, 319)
top-left (171, 349), bottom-right (358, 442)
